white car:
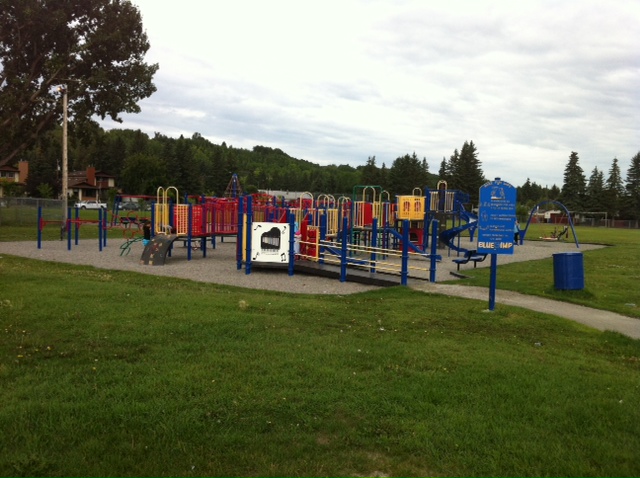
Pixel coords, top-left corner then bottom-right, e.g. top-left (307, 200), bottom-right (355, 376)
top-left (74, 200), bottom-right (107, 210)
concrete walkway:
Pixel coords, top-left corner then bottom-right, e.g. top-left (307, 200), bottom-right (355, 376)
top-left (410, 282), bottom-right (640, 340)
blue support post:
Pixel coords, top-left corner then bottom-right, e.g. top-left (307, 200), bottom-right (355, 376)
top-left (245, 196), bottom-right (253, 275)
top-left (37, 207), bottom-right (42, 249)
top-left (370, 218), bottom-right (378, 274)
top-left (288, 212), bottom-right (295, 276)
top-left (401, 219), bottom-right (410, 286)
top-left (102, 208), bottom-right (108, 248)
top-left (74, 207), bottom-right (79, 245)
top-left (187, 203), bottom-right (192, 261)
top-left (150, 202), bottom-right (156, 238)
top-left (169, 199), bottom-right (175, 229)
top-left (98, 208), bottom-right (103, 252)
top-left (340, 216), bottom-right (348, 282)
top-left (430, 219), bottom-right (439, 282)
top-left (66, 208), bottom-right (72, 251)
top-left (319, 213), bottom-right (327, 265)
top-left (167, 201), bottom-right (174, 258)
top-left (422, 197), bottom-right (430, 249)
top-left (489, 254), bottom-right (498, 311)
top-left (236, 197), bottom-right (244, 270)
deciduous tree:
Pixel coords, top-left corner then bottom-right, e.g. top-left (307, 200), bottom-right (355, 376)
top-left (387, 152), bottom-right (429, 197)
top-left (0, 0), bottom-right (158, 165)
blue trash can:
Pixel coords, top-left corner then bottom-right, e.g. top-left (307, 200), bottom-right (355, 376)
top-left (553, 252), bottom-right (584, 290)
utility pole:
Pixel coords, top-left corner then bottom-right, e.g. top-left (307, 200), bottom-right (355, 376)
top-left (59, 85), bottom-right (68, 240)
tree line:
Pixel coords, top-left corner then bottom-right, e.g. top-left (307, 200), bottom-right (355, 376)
top-left (18, 126), bottom-right (434, 198)
top-left (19, 127), bottom-right (485, 201)
top-left (10, 124), bottom-right (640, 221)
top-left (555, 151), bottom-right (640, 221)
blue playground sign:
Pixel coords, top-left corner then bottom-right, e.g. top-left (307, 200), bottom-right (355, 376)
top-left (477, 178), bottom-right (517, 255)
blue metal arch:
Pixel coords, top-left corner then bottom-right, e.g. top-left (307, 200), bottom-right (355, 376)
top-left (521, 200), bottom-right (580, 248)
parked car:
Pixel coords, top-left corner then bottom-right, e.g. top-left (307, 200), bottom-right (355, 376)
top-left (74, 200), bottom-right (107, 210)
top-left (119, 202), bottom-right (139, 211)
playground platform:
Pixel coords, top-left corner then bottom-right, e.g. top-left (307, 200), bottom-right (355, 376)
top-left (293, 260), bottom-right (409, 287)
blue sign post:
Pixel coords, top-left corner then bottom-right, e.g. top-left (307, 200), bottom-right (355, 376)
top-left (477, 178), bottom-right (517, 310)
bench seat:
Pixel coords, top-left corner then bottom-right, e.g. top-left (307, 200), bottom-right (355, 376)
top-left (452, 250), bottom-right (488, 270)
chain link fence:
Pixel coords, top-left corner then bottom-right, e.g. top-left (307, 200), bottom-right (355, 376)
top-left (0, 197), bottom-right (65, 227)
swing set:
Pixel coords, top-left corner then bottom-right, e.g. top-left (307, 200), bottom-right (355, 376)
top-left (521, 200), bottom-right (580, 248)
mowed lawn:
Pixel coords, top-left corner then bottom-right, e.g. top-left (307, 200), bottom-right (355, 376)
top-left (448, 223), bottom-right (640, 318)
top-left (1, 244), bottom-right (639, 476)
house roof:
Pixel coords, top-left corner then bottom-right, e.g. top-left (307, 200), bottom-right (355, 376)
top-left (69, 180), bottom-right (97, 189)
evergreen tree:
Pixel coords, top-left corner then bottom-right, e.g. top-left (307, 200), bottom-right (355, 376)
top-left (585, 167), bottom-right (605, 211)
top-left (438, 156), bottom-right (449, 183)
top-left (456, 141), bottom-right (485, 205)
top-left (604, 157), bottom-right (625, 218)
top-left (623, 151), bottom-right (640, 220)
top-left (379, 163), bottom-right (389, 191)
top-left (361, 156), bottom-right (380, 185)
top-left (549, 184), bottom-right (561, 201)
top-left (518, 178), bottom-right (536, 204)
top-left (530, 182), bottom-right (544, 203)
top-left (559, 151), bottom-right (586, 211)
top-left (447, 149), bottom-right (461, 190)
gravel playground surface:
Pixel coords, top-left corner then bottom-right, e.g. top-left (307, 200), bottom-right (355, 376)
top-left (2, 237), bottom-right (639, 339)
top-left (0, 236), bottom-right (602, 292)
top-left (0, 238), bottom-right (376, 295)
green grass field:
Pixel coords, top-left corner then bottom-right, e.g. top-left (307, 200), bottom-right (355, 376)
top-left (449, 223), bottom-right (640, 318)
top-left (1, 222), bottom-right (639, 476)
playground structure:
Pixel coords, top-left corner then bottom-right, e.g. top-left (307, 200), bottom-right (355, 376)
top-left (37, 205), bottom-right (109, 251)
top-left (237, 193), bottom-right (442, 285)
top-left (36, 173), bottom-right (485, 283)
top-left (139, 186), bottom-right (245, 265)
top-left (236, 180), bottom-right (482, 284)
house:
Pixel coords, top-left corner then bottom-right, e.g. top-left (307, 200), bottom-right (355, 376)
top-left (0, 160), bottom-right (115, 200)
top-left (68, 167), bottom-right (116, 201)
top-left (0, 161), bottom-right (29, 197)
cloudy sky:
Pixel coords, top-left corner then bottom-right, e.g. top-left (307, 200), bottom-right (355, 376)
top-left (103, 0), bottom-right (639, 188)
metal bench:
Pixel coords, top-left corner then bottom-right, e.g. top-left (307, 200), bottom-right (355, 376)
top-left (452, 250), bottom-right (488, 271)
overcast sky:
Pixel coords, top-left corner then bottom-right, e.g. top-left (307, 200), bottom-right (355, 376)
top-left (102, 0), bottom-right (640, 188)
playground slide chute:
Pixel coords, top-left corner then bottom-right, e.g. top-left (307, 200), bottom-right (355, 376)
top-left (439, 221), bottom-right (476, 254)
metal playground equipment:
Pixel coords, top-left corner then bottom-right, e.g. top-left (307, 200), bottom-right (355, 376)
top-left (34, 172), bottom-right (483, 282)
top-left (237, 194), bottom-right (442, 285)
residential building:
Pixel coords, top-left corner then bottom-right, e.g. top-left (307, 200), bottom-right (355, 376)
top-left (0, 161), bottom-right (28, 197)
